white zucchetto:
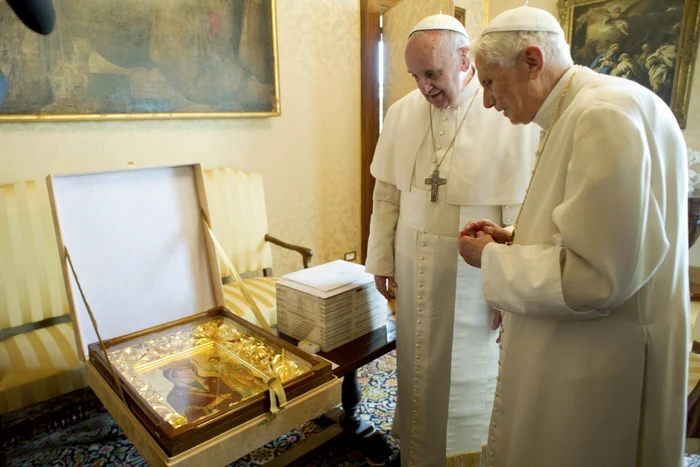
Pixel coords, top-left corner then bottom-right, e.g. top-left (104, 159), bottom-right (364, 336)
top-left (409, 14), bottom-right (469, 39)
top-left (482, 6), bottom-right (565, 36)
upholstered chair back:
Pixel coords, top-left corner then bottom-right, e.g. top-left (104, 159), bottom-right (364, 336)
top-left (0, 180), bottom-right (84, 414)
top-left (0, 180), bottom-right (68, 329)
top-left (203, 168), bottom-right (274, 278)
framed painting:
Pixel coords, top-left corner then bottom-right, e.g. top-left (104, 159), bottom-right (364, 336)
top-left (558, 0), bottom-right (699, 128)
top-left (455, 6), bottom-right (466, 26)
top-left (0, 0), bottom-right (280, 122)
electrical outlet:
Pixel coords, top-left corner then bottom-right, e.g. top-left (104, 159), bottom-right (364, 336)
top-left (344, 251), bottom-right (356, 262)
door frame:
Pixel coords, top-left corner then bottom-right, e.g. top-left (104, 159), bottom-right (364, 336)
top-left (359, 0), bottom-right (396, 264)
top-left (359, 0), bottom-right (453, 263)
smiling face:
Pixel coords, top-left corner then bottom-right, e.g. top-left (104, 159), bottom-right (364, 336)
top-left (475, 46), bottom-right (548, 125)
top-left (405, 31), bottom-right (471, 109)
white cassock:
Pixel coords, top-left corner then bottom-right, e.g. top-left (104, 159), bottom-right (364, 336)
top-left (482, 65), bottom-right (689, 467)
top-left (365, 71), bottom-right (539, 467)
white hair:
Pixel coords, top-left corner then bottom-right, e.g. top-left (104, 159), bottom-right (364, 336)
top-left (470, 31), bottom-right (573, 69)
top-left (410, 29), bottom-right (470, 54)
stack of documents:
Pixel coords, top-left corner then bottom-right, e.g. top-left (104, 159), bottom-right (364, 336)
top-left (276, 260), bottom-right (387, 351)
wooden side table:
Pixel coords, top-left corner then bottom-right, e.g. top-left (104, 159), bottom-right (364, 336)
top-left (267, 312), bottom-right (397, 466)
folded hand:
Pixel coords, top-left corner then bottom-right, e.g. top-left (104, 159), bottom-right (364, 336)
top-left (458, 231), bottom-right (494, 268)
top-left (460, 219), bottom-right (512, 245)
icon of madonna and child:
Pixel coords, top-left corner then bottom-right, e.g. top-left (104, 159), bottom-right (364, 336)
top-left (142, 350), bottom-right (269, 424)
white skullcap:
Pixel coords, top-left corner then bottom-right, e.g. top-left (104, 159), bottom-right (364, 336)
top-left (409, 13), bottom-right (469, 39)
top-left (482, 6), bottom-right (565, 36)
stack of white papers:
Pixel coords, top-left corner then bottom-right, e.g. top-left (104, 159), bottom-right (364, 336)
top-left (276, 260), bottom-right (387, 351)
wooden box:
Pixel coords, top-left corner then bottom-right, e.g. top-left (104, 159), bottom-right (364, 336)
top-left (47, 165), bottom-right (340, 465)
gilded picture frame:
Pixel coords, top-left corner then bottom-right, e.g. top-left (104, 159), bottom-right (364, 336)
top-left (105, 316), bottom-right (311, 430)
top-left (558, 0), bottom-right (699, 128)
top-left (0, 0), bottom-right (280, 122)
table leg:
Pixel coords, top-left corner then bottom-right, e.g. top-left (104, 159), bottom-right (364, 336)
top-left (340, 369), bottom-right (393, 465)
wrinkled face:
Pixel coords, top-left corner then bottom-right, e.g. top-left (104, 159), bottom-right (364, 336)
top-left (405, 32), bottom-right (469, 109)
top-left (475, 52), bottom-right (537, 125)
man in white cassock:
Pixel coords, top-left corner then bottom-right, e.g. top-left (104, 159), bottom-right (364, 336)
top-left (459, 6), bottom-right (689, 467)
top-left (364, 14), bottom-right (539, 467)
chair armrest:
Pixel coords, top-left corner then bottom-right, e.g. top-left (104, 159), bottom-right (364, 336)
top-left (265, 234), bottom-right (313, 269)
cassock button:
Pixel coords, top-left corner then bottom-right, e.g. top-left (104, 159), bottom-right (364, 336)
top-left (421, 242), bottom-right (426, 247)
top-left (417, 344), bottom-right (421, 348)
top-left (420, 256), bottom-right (425, 260)
top-left (417, 320), bottom-right (422, 324)
top-left (419, 284), bottom-right (424, 288)
top-left (439, 131), bottom-right (444, 136)
top-left (437, 145), bottom-right (442, 150)
top-left (416, 356), bottom-right (421, 360)
top-left (419, 270), bottom-right (424, 274)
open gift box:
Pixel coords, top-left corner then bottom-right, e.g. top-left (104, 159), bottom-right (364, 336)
top-left (47, 165), bottom-right (340, 466)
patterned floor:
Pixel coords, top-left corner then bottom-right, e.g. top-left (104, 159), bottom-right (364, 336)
top-left (4, 346), bottom-right (700, 466)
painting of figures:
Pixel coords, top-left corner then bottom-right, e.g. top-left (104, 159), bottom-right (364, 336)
top-left (139, 346), bottom-right (268, 425)
top-left (559, 0), bottom-right (698, 127)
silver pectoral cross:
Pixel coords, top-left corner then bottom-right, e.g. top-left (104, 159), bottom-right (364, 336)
top-left (425, 169), bottom-right (447, 202)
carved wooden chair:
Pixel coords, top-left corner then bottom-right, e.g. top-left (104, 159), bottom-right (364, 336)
top-left (203, 168), bottom-right (312, 329)
top-left (0, 180), bottom-right (85, 414)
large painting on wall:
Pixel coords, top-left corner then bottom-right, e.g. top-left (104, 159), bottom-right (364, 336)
top-left (0, 0), bottom-right (280, 121)
top-left (558, 0), bottom-right (699, 128)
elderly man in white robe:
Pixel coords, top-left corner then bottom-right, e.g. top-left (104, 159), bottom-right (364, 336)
top-left (459, 6), bottom-right (689, 467)
top-left (365, 13), bottom-right (539, 467)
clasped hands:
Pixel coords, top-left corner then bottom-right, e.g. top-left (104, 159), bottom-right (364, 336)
top-left (458, 219), bottom-right (512, 268)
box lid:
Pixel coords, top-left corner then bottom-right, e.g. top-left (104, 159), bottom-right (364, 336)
top-left (48, 165), bottom-right (222, 360)
top-left (279, 260), bottom-right (373, 299)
